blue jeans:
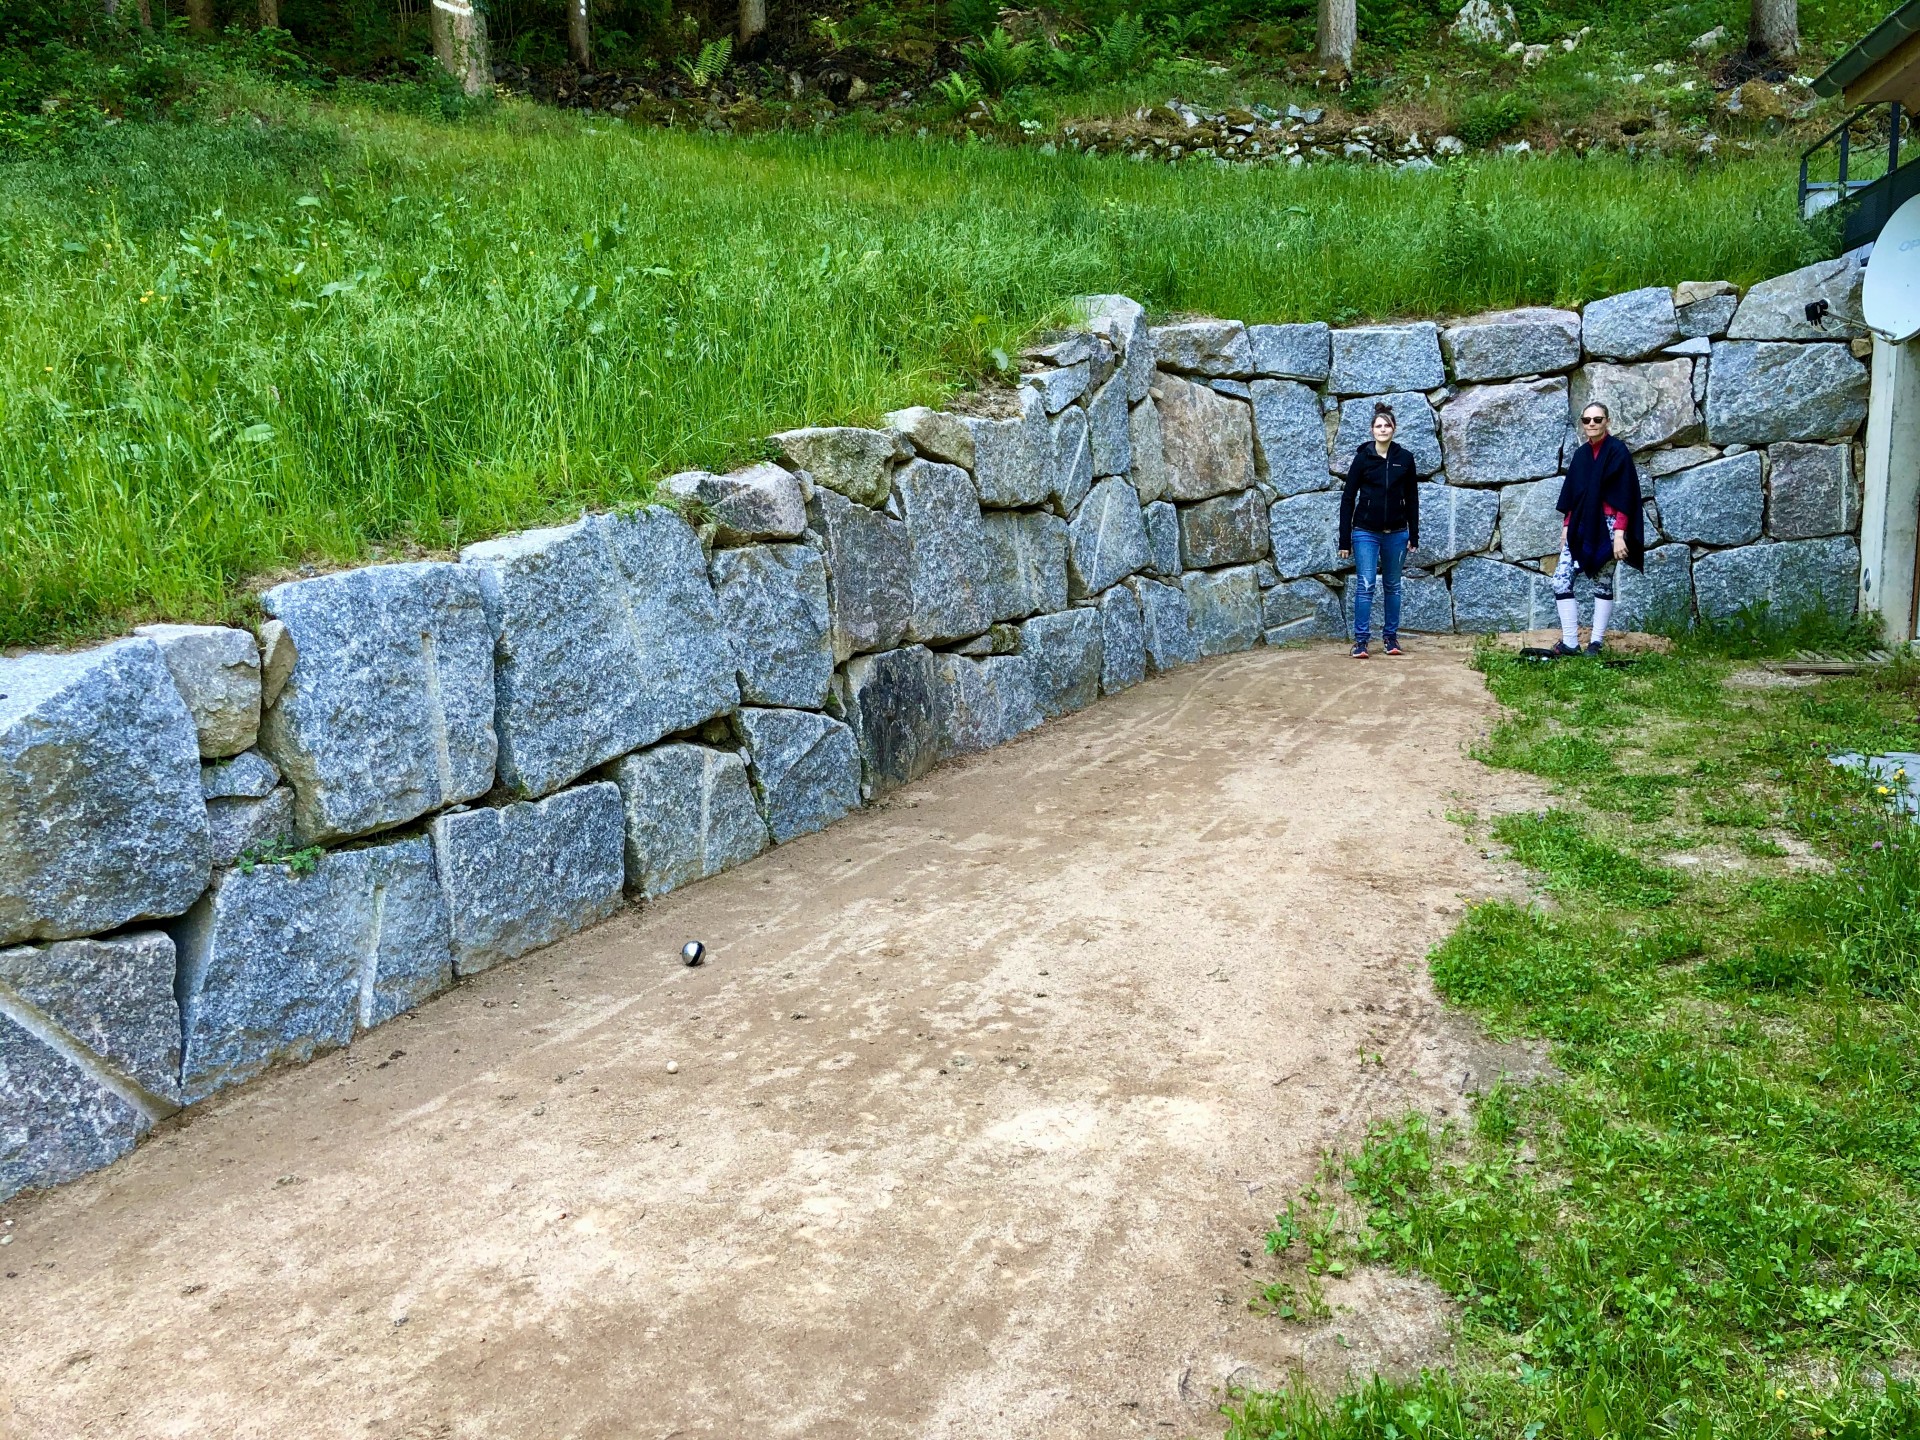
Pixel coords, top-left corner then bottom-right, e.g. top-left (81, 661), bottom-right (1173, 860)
top-left (1350, 527), bottom-right (1408, 645)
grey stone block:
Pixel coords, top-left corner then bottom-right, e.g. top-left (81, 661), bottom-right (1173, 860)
top-left (202, 749), bottom-right (278, 800)
top-left (1333, 395), bottom-right (1442, 476)
top-left (964, 390), bottom-right (1052, 509)
top-left (1654, 452), bottom-right (1764, 546)
top-left (661, 462), bottom-right (808, 546)
top-left (1727, 256), bottom-right (1867, 341)
top-left (1768, 441), bottom-right (1859, 539)
top-left (1024, 363), bottom-right (1090, 414)
top-left (1416, 483), bottom-right (1501, 563)
top-left (1251, 379), bottom-right (1333, 497)
top-left (806, 488), bottom-right (912, 663)
top-left (712, 543), bottom-right (835, 709)
top-left (1144, 499), bottom-right (1182, 578)
top-left (883, 406), bottom-right (975, 469)
top-left (1068, 478), bottom-right (1152, 597)
top-left (1262, 578), bottom-right (1340, 636)
top-left (1581, 286), bottom-right (1679, 360)
top-left (1570, 361), bottom-right (1699, 453)
top-left (260, 562), bottom-right (496, 840)
top-left (1676, 291), bottom-right (1738, 340)
top-left (258, 619), bottom-right (294, 709)
top-left (0, 1013), bottom-right (150, 1202)
top-left (1641, 444), bottom-right (1721, 478)
top-left (1048, 403), bottom-right (1094, 515)
top-left (1339, 570), bottom-right (1456, 636)
top-left (1127, 577), bottom-right (1199, 673)
top-left (0, 931), bottom-right (182, 1107)
top-left (0, 640), bottom-right (210, 947)
top-left (1177, 488), bottom-right (1271, 569)
top-left (429, 782), bottom-right (624, 977)
top-left (1268, 490), bottom-right (1350, 580)
top-left (1020, 609), bottom-right (1104, 718)
top-left (207, 788), bottom-right (294, 869)
top-left (1128, 397), bottom-right (1171, 504)
top-left (935, 654), bottom-right (1043, 755)
top-left (173, 837), bottom-right (452, 1102)
top-left (133, 624), bottom-right (261, 759)
top-left (835, 645), bottom-right (948, 797)
top-left (770, 427), bottom-right (909, 509)
top-left (1080, 294), bottom-right (1153, 403)
top-left (1441, 307), bottom-right (1581, 382)
top-left (461, 512), bottom-right (736, 802)
top-left (1612, 543), bottom-right (1695, 631)
top-left (1450, 556), bottom-right (1560, 633)
top-left (982, 508), bottom-right (1069, 622)
top-left (1096, 584), bottom-right (1147, 693)
top-left (1329, 323), bottom-right (1445, 394)
top-left (1439, 379), bottom-right (1568, 485)
top-left (1694, 536), bottom-right (1860, 623)
top-left (1498, 476), bottom-right (1566, 561)
top-left (1706, 342), bottom-right (1870, 445)
top-left (1154, 374), bottom-right (1256, 501)
top-left (1086, 375), bottom-right (1132, 478)
top-left (1248, 322), bottom-right (1331, 382)
top-left (734, 708), bottom-right (862, 842)
top-left (607, 743), bottom-right (768, 900)
top-left (896, 458), bottom-right (995, 645)
top-left (1182, 566), bottom-right (1264, 656)
top-left (1151, 320), bottom-right (1252, 377)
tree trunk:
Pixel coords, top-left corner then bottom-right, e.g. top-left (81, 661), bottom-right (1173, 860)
top-left (432, 0), bottom-right (493, 95)
top-left (134, 0), bottom-right (153, 28)
top-left (1749, 0), bottom-right (1798, 60)
top-left (258, 0), bottom-right (278, 27)
top-left (568, 0), bottom-right (591, 68)
top-left (1316, 0), bottom-right (1355, 75)
top-left (737, 0), bottom-right (768, 58)
top-left (183, 0), bottom-right (212, 32)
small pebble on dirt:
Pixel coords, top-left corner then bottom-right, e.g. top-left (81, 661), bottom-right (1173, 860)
top-left (666, 1061), bottom-right (680, 1074)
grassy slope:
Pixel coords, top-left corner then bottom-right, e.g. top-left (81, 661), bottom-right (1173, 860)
top-left (1227, 640), bottom-right (1920, 1439)
top-left (2, 89), bottom-right (1827, 650)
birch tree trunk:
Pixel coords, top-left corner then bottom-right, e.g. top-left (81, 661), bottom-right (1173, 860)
top-left (1749, 0), bottom-right (1798, 60)
top-left (737, 0), bottom-right (768, 57)
top-left (183, 0), bottom-right (212, 32)
top-left (1316, 0), bottom-right (1355, 76)
top-left (258, 0), bottom-right (278, 27)
top-left (568, 0), bottom-right (591, 67)
top-left (432, 0), bottom-right (493, 95)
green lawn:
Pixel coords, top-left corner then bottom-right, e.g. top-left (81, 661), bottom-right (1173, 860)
top-left (1, 91), bottom-right (1828, 649)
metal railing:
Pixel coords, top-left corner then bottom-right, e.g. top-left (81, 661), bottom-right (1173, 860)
top-left (1799, 101), bottom-right (1904, 221)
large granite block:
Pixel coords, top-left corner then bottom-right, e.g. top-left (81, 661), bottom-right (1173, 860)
top-left (1693, 537), bottom-right (1861, 623)
top-left (1329, 323), bottom-right (1445, 394)
top-left (1182, 566), bottom-right (1263, 656)
top-left (835, 645), bottom-right (949, 797)
top-left (806, 488), bottom-right (912, 663)
top-left (1128, 397), bottom-right (1171, 503)
top-left (1096, 584), bottom-right (1147, 694)
top-left (461, 512), bottom-right (736, 802)
top-left (1416, 483), bottom-right (1501, 563)
top-left (133, 624), bottom-right (261, 759)
top-left (884, 407), bottom-right (975, 469)
top-left (1333, 394), bottom-right (1441, 476)
top-left (1451, 556), bottom-right (1559, 633)
top-left (1048, 404), bottom-right (1094, 514)
top-left (1249, 322), bottom-right (1331, 382)
top-left (1019, 609), bottom-right (1104, 718)
top-left (0, 1014), bottom-right (150, 1202)
top-left (1676, 285), bottom-right (1738, 340)
top-left (1612, 543), bottom-right (1695, 631)
top-left (429, 782), bottom-right (624, 976)
top-left (1079, 294), bottom-right (1154, 402)
top-left (1582, 287), bottom-right (1679, 360)
top-left (1068, 478), bottom-right (1152, 597)
top-left (1439, 379), bottom-right (1567, 485)
top-left (1178, 488), bottom-right (1270, 569)
top-left (1767, 442), bottom-right (1858, 539)
top-left (734, 707), bottom-right (862, 842)
top-left (1441, 307), bottom-right (1580, 382)
top-left (1128, 577), bottom-right (1199, 673)
top-left (896, 458), bottom-right (995, 645)
top-left (608, 743), bottom-right (769, 899)
top-left (260, 562), bottom-right (497, 840)
top-left (1151, 320), bottom-right (1252, 377)
top-left (1268, 490), bottom-right (1350, 580)
top-left (1251, 379), bottom-right (1333, 497)
top-left (965, 390), bottom-right (1052, 508)
top-left (982, 508), bottom-right (1069, 622)
top-left (1, 640), bottom-right (209, 947)
top-left (1263, 578), bottom-right (1342, 638)
top-left (1024, 361), bottom-right (1089, 415)
top-left (712, 542), bottom-right (835, 709)
top-left (936, 654), bottom-right (1044, 755)
top-left (1144, 499), bottom-right (1182, 577)
top-left (1498, 476), bottom-right (1567, 561)
top-left (1153, 374), bottom-right (1256, 501)
top-left (1339, 571), bottom-right (1455, 636)
top-left (662, 462), bottom-right (809, 546)
top-left (1654, 453), bottom-right (1764, 546)
top-left (1087, 376), bottom-right (1132, 478)
top-left (770, 427), bottom-right (909, 508)
top-left (0, 932), bottom-right (181, 1106)
top-left (1706, 342), bottom-right (1869, 445)
top-left (1569, 361), bottom-right (1699, 453)
top-left (1727, 256), bottom-right (1867, 341)
top-left (173, 837), bottom-right (452, 1102)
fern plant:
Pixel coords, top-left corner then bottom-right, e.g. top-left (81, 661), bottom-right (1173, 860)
top-left (1094, 12), bottom-right (1149, 77)
top-left (675, 35), bottom-right (732, 90)
top-left (931, 70), bottom-right (985, 115)
top-left (962, 27), bottom-right (1033, 97)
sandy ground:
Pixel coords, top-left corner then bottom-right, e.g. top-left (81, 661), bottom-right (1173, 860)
top-left (0, 639), bottom-right (1540, 1440)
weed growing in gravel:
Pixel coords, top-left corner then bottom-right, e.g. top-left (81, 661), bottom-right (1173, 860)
top-left (1228, 640), bottom-right (1920, 1439)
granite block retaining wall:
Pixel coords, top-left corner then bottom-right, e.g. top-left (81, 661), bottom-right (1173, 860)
top-left (0, 255), bottom-right (1876, 1201)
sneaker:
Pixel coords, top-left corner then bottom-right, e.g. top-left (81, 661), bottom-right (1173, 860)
top-left (1585, 640), bottom-right (1605, 657)
top-left (1383, 640), bottom-right (1404, 656)
top-left (1350, 643), bottom-right (1370, 659)
top-left (1549, 641), bottom-right (1582, 657)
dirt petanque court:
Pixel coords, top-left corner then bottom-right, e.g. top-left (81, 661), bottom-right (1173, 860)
top-left (0, 639), bottom-right (1540, 1439)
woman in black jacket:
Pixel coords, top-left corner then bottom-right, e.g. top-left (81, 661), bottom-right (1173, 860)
top-left (1552, 402), bottom-right (1645, 656)
top-left (1338, 402), bottom-right (1420, 658)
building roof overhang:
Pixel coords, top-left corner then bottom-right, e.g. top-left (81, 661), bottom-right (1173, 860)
top-left (1815, 0), bottom-right (1920, 107)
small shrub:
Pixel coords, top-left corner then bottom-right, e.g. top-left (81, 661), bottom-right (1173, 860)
top-left (962, 27), bottom-right (1032, 98)
top-left (675, 35), bottom-right (731, 91)
top-left (1453, 91), bottom-right (1538, 147)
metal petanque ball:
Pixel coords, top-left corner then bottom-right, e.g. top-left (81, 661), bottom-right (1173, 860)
top-left (681, 940), bottom-right (706, 968)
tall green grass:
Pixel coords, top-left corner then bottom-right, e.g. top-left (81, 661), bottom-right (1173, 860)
top-left (1, 92), bottom-right (1826, 647)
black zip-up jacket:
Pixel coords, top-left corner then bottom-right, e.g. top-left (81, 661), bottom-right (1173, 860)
top-left (1339, 442), bottom-right (1419, 551)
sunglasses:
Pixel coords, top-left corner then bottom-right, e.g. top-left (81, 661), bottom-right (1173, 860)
top-left (1580, 415), bottom-right (1606, 425)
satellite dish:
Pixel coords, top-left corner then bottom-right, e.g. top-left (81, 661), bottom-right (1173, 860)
top-left (1863, 192), bottom-right (1920, 343)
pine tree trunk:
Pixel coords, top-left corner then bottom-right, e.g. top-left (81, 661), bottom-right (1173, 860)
top-left (183, 0), bottom-right (212, 32)
top-left (258, 0), bottom-right (278, 27)
top-left (134, 0), bottom-right (153, 28)
top-left (431, 0), bottom-right (493, 95)
top-left (1316, 0), bottom-right (1355, 75)
top-left (1749, 0), bottom-right (1798, 59)
top-left (737, 0), bottom-right (768, 58)
top-left (568, 0), bottom-right (591, 68)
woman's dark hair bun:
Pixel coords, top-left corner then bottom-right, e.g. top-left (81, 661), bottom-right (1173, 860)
top-left (1372, 402), bottom-right (1396, 423)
